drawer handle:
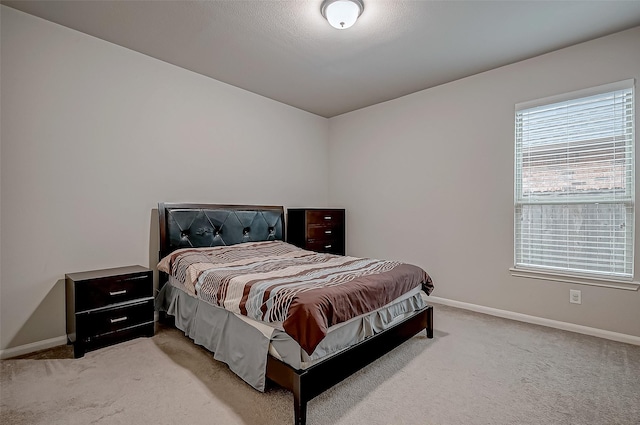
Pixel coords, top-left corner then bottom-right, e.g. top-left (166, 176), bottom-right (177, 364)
top-left (324, 216), bottom-right (332, 220)
top-left (110, 316), bottom-right (128, 324)
top-left (324, 230), bottom-right (332, 234)
top-left (324, 245), bottom-right (332, 249)
top-left (109, 290), bottom-right (127, 296)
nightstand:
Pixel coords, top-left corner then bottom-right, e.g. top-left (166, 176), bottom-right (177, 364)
top-left (287, 208), bottom-right (345, 255)
top-left (65, 265), bottom-right (154, 358)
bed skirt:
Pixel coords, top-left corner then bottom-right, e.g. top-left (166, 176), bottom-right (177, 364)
top-left (155, 281), bottom-right (427, 392)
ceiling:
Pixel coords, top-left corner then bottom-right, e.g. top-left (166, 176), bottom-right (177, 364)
top-left (3, 1), bottom-right (640, 118)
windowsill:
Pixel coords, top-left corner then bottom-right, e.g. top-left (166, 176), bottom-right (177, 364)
top-left (509, 267), bottom-right (640, 291)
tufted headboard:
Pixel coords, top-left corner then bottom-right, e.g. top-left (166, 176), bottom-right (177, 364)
top-left (158, 203), bottom-right (285, 260)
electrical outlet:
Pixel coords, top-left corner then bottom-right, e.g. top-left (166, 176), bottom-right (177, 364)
top-left (570, 289), bottom-right (582, 304)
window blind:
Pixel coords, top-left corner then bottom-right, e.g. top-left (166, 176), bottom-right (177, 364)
top-left (515, 81), bottom-right (635, 279)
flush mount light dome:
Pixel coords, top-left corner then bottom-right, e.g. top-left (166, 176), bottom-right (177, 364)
top-left (321, 0), bottom-right (364, 30)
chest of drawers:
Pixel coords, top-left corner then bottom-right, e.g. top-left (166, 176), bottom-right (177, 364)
top-left (287, 208), bottom-right (345, 255)
top-left (65, 265), bottom-right (154, 358)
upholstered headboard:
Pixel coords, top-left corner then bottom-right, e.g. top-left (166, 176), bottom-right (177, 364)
top-left (158, 203), bottom-right (285, 260)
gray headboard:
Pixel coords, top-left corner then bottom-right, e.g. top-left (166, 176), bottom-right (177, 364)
top-left (158, 203), bottom-right (285, 260)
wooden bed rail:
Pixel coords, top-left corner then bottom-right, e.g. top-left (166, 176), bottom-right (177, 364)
top-left (266, 305), bottom-right (433, 425)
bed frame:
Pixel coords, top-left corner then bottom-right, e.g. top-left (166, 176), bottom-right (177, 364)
top-left (157, 202), bottom-right (434, 425)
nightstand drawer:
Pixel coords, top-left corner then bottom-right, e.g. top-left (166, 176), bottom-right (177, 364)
top-left (83, 323), bottom-right (155, 353)
top-left (75, 272), bottom-right (152, 311)
top-left (78, 299), bottom-right (154, 338)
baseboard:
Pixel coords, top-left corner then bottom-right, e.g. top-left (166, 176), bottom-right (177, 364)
top-left (3, 300), bottom-right (638, 358)
top-left (0, 335), bottom-right (68, 359)
top-left (428, 296), bottom-right (640, 346)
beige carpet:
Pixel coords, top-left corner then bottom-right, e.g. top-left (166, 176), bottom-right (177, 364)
top-left (1, 305), bottom-right (639, 425)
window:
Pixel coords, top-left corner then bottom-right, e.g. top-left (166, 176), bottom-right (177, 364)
top-left (514, 80), bottom-right (635, 280)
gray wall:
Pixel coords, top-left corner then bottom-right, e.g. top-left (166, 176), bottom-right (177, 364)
top-left (328, 27), bottom-right (640, 338)
top-left (0, 7), bottom-right (329, 350)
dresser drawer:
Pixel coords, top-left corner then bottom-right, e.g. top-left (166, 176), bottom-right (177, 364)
top-left (306, 239), bottom-right (342, 254)
top-left (75, 272), bottom-right (152, 312)
top-left (77, 299), bottom-right (154, 338)
top-left (306, 226), bottom-right (340, 240)
top-left (306, 210), bottom-right (344, 226)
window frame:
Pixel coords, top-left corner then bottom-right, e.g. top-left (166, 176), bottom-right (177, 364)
top-left (512, 80), bottom-right (638, 290)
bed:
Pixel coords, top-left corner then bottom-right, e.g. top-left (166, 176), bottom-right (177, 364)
top-left (155, 203), bottom-right (434, 425)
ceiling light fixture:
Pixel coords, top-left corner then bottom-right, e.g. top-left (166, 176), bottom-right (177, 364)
top-left (321, 0), bottom-right (364, 30)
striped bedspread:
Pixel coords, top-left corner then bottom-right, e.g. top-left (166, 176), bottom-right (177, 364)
top-left (158, 241), bottom-right (433, 354)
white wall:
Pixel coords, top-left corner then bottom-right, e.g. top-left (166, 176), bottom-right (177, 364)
top-left (328, 27), bottom-right (640, 338)
top-left (0, 7), bottom-right (329, 350)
